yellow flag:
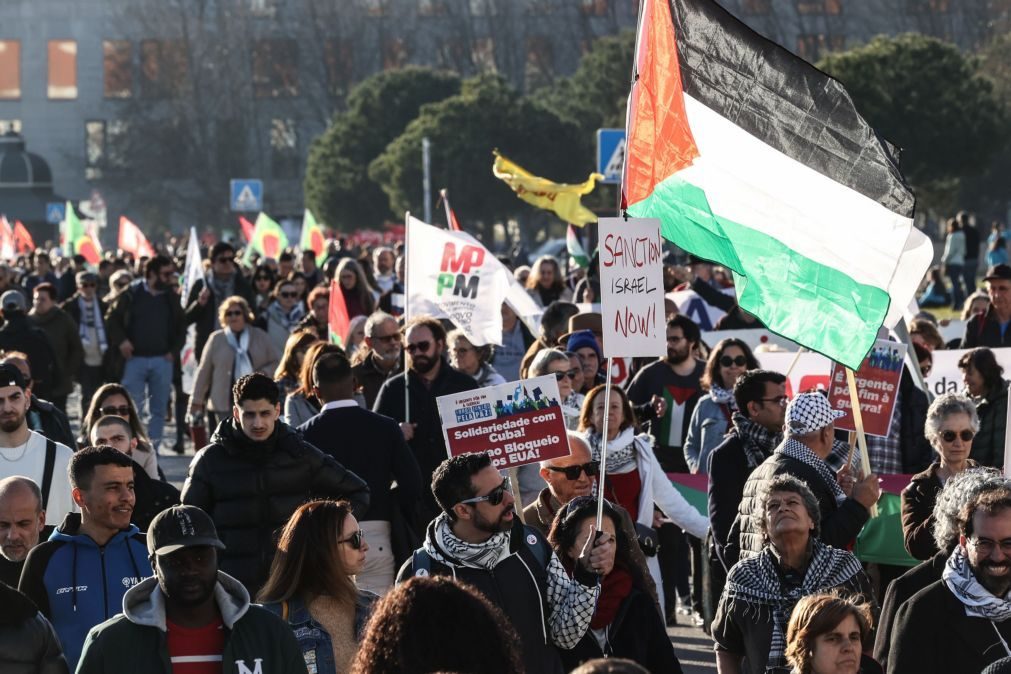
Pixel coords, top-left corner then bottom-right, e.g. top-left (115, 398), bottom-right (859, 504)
top-left (492, 151), bottom-right (603, 226)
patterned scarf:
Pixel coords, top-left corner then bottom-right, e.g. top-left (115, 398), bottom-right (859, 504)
top-left (709, 384), bottom-right (736, 408)
top-left (225, 329), bottom-right (253, 382)
top-left (777, 438), bottom-right (846, 505)
top-left (76, 296), bottom-right (107, 352)
top-left (722, 539), bottom-right (865, 671)
top-left (732, 413), bottom-right (782, 469)
top-left (943, 545), bottom-right (1011, 623)
top-left (587, 427), bottom-right (640, 473)
top-left (425, 513), bottom-right (510, 570)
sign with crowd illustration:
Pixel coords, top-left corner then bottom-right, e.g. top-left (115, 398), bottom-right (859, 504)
top-left (828, 340), bottom-right (907, 438)
top-left (437, 375), bottom-right (570, 470)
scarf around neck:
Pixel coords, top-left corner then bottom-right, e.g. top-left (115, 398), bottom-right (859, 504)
top-left (722, 539), bottom-right (865, 671)
top-left (777, 438), bottom-right (846, 505)
top-left (225, 329), bottom-right (253, 381)
top-left (943, 545), bottom-right (1011, 623)
top-left (732, 413), bottom-right (782, 469)
top-left (588, 427), bottom-right (640, 473)
top-left (709, 384), bottom-right (736, 407)
top-left (425, 513), bottom-right (510, 570)
top-left (77, 296), bottom-right (107, 352)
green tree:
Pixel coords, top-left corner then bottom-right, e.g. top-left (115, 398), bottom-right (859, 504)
top-left (304, 67), bottom-right (461, 231)
top-left (368, 74), bottom-right (583, 232)
top-left (818, 33), bottom-right (1006, 213)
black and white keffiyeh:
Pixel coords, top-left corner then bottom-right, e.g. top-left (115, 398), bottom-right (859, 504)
top-left (709, 384), bottom-right (736, 408)
top-left (777, 438), bottom-right (846, 505)
top-left (77, 296), bottom-right (108, 353)
top-left (732, 413), bottom-right (781, 469)
top-left (586, 427), bottom-right (641, 473)
top-left (722, 539), bottom-right (865, 671)
top-left (943, 545), bottom-right (1011, 622)
top-left (428, 514), bottom-right (509, 570)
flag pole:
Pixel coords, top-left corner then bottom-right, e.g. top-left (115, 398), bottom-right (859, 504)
top-left (596, 358), bottom-right (614, 532)
top-left (845, 368), bottom-right (877, 518)
top-left (404, 211), bottom-right (411, 426)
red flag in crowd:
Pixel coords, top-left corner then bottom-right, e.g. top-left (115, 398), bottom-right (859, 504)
top-left (13, 220), bottom-right (35, 253)
top-left (0, 216), bottom-right (14, 259)
top-left (328, 278), bottom-right (350, 347)
top-left (441, 188), bottom-right (462, 231)
top-left (239, 216), bottom-right (256, 243)
top-left (118, 216), bottom-right (156, 258)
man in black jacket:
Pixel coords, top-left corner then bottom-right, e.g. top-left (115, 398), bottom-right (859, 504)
top-left (0, 477), bottom-right (48, 588)
top-left (374, 315), bottom-right (477, 520)
top-left (184, 242), bottom-right (254, 361)
top-left (351, 311), bottom-right (403, 409)
top-left (60, 272), bottom-right (108, 419)
top-left (0, 352), bottom-right (76, 450)
top-left (724, 392), bottom-right (881, 566)
top-left (0, 581), bottom-right (68, 674)
top-left (181, 372), bottom-right (370, 596)
top-left (0, 292), bottom-right (58, 403)
top-left (300, 351), bottom-right (422, 594)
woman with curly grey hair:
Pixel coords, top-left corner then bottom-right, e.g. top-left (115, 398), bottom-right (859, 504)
top-left (900, 393), bottom-right (981, 560)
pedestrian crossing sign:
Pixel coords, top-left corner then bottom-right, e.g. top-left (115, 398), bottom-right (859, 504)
top-left (230, 179), bottom-right (263, 212)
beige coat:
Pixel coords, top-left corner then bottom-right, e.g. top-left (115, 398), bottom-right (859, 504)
top-left (192, 326), bottom-right (281, 413)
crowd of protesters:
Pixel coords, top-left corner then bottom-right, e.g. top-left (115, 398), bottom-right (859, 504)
top-left (3, 215), bottom-right (1011, 674)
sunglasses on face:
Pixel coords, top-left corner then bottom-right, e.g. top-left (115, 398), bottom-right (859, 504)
top-left (255, 276), bottom-right (270, 282)
top-left (406, 341), bottom-right (431, 354)
top-left (554, 369), bottom-right (580, 382)
top-left (224, 310), bottom-right (244, 318)
top-left (279, 291), bottom-right (299, 299)
top-left (459, 477), bottom-right (511, 507)
top-left (719, 355), bottom-right (748, 367)
top-left (215, 257), bottom-right (235, 265)
top-left (101, 405), bottom-right (131, 417)
top-left (941, 429), bottom-right (975, 443)
top-left (339, 529), bottom-right (365, 550)
top-left (759, 396), bottom-right (790, 407)
top-left (546, 461), bottom-right (599, 481)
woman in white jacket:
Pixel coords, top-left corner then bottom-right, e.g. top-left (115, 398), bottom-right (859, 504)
top-left (580, 384), bottom-right (709, 616)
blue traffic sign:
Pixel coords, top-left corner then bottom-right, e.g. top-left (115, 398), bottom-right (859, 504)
top-left (230, 179), bottom-right (263, 212)
top-left (596, 129), bottom-right (626, 185)
top-left (46, 202), bottom-right (66, 225)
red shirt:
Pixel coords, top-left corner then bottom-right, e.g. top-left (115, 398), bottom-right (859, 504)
top-left (605, 469), bottom-right (643, 522)
top-left (166, 618), bottom-right (226, 674)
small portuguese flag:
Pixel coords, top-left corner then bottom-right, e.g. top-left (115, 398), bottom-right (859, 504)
top-left (300, 209), bottom-right (326, 266)
top-left (61, 202), bottom-right (101, 265)
top-left (242, 212), bottom-right (289, 264)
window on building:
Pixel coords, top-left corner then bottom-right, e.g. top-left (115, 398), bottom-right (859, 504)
top-left (796, 34), bottom-right (845, 60)
top-left (103, 41), bottom-right (133, 99)
top-left (252, 40), bottom-right (299, 98)
top-left (48, 40), bottom-right (78, 99)
top-left (419, 0), bottom-right (448, 15)
top-left (742, 0), bottom-right (771, 12)
top-left (382, 38), bottom-right (409, 70)
top-left (527, 0), bottom-right (554, 14)
top-left (525, 36), bottom-right (554, 90)
top-left (797, 0), bottom-right (841, 13)
top-left (271, 119), bottom-right (298, 179)
top-left (581, 0), bottom-right (609, 16)
top-left (437, 39), bottom-right (468, 73)
top-left (0, 120), bottom-right (21, 134)
top-left (472, 38), bottom-right (496, 73)
top-left (363, 0), bottom-right (386, 16)
top-left (468, 0), bottom-right (494, 15)
top-left (140, 40), bottom-right (189, 98)
top-left (249, 0), bottom-right (277, 16)
top-left (0, 41), bottom-right (20, 100)
top-left (324, 40), bottom-right (354, 98)
top-left (85, 121), bottom-right (106, 180)
top-left (907, 0), bottom-right (949, 11)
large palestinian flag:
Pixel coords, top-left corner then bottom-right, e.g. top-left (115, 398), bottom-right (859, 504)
top-left (623, 0), bottom-right (931, 369)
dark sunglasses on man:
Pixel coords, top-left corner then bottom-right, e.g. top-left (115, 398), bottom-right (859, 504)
top-left (545, 461), bottom-right (600, 481)
top-left (406, 340), bottom-right (431, 354)
top-left (458, 476), bottom-right (511, 507)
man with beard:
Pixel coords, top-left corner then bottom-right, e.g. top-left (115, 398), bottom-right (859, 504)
top-left (397, 452), bottom-right (614, 674)
top-left (185, 242), bottom-right (254, 361)
top-left (891, 485), bottom-right (1011, 673)
top-left (0, 476), bottom-right (49, 587)
top-left (0, 364), bottom-right (75, 524)
top-left (374, 315), bottom-right (477, 519)
top-left (76, 504), bottom-right (305, 674)
top-left (106, 255), bottom-right (186, 452)
top-left (352, 311), bottom-right (403, 408)
top-left (18, 446), bottom-right (152, 670)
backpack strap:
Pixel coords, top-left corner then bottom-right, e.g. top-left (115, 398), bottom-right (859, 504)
top-left (40, 438), bottom-right (56, 512)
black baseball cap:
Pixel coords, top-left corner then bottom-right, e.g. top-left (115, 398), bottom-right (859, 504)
top-left (147, 505), bottom-right (226, 556)
top-left (0, 363), bottom-right (28, 391)
top-left (984, 264), bottom-right (1011, 282)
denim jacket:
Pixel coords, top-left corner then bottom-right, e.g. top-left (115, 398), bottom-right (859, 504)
top-left (261, 591), bottom-right (378, 674)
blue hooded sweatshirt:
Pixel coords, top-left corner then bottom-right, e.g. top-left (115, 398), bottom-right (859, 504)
top-left (17, 512), bottom-right (151, 669)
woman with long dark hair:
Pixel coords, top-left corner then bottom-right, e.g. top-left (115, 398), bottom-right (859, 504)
top-left (259, 499), bottom-right (376, 674)
top-left (958, 347), bottom-right (1009, 468)
top-left (283, 341), bottom-right (344, 428)
top-left (80, 383), bottom-right (157, 478)
top-left (274, 329), bottom-right (320, 398)
top-left (336, 258), bottom-right (378, 320)
top-left (549, 497), bottom-right (683, 673)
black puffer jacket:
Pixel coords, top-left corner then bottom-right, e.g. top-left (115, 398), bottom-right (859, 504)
top-left (0, 582), bottom-right (68, 674)
top-left (181, 418), bottom-right (370, 595)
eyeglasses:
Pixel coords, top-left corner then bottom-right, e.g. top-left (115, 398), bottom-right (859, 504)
top-left (279, 291), bottom-right (299, 299)
top-left (667, 335), bottom-right (685, 343)
top-left (968, 537), bottom-right (1011, 556)
top-left (215, 256), bottom-right (235, 265)
top-left (554, 369), bottom-right (580, 382)
top-left (406, 341), bottom-right (431, 354)
top-left (338, 529), bottom-right (365, 550)
top-left (941, 429), bottom-right (975, 443)
top-left (373, 334), bottom-right (401, 344)
top-left (101, 405), bottom-right (131, 417)
top-left (459, 477), bottom-right (511, 507)
top-left (224, 310), bottom-right (244, 318)
top-left (546, 462), bottom-right (599, 481)
top-left (759, 396), bottom-right (790, 407)
top-left (719, 355), bottom-right (748, 367)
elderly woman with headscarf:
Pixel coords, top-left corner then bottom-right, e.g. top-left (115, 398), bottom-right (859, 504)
top-left (901, 393), bottom-right (981, 560)
top-left (712, 474), bottom-right (874, 674)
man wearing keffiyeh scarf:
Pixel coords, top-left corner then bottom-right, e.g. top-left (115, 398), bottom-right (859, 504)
top-left (712, 475), bottom-right (873, 674)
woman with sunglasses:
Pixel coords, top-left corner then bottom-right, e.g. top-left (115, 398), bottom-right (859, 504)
top-left (259, 499), bottom-right (376, 674)
top-left (579, 384), bottom-right (709, 617)
top-left (190, 296), bottom-right (281, 429)
top-left (683, 338), bottom-right (759, 475)
top-left (251, 264), bottom-right (277, 318)
top-left (254, 279), bottom-right (307, 356)
top-left (80, 383), bottom-right (158, 479)
top-left (549, 497), bottom-right (683, 673)
top-left (901, 393), bottom-right (981, 560)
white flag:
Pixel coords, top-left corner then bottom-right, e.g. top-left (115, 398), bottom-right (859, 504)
top-left (406, 215), bottom-right (510, 346)
top-left (181, 227), bottom-right (202, 308)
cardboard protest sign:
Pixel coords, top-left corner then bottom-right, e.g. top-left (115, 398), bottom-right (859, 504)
top-left (828, 340), bottom-right (907, 437)
top-left (666, 287), bottom-right (737, 331)
top-left (599, 217), bottom-right (666, 358)
top-left (923, 347), bottom-right (1011, 397)
top-left (437, 375), bottom-right (570, 470)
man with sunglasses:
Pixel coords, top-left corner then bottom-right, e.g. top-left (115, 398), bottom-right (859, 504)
top-left (374, 316), bottom-right (477, 520)
top-left (61, 271), bottom-right (109, 418)
top-left (398, 451), bottom-right (613, 674)
top-left (352, 311), bottom-right (403, 409)
top-left (184, 242), bottom-right (254, 362)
